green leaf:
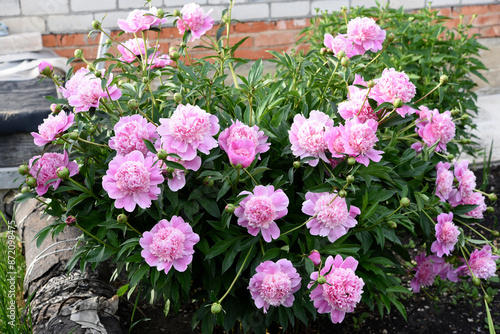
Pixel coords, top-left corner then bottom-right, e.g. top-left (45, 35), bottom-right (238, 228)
top-left (117, 284), bottom-right (129, 297)
top-left (143, 139), bottom-right (157, 154)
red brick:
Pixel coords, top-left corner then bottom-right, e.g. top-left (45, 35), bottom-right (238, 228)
top-left (460, 5), bottom-right (488, 16)
top-left (234, 21), bottom-right (276, 34)
top-left (473, 14), bottom-right (500, 27)
top-left (276, 19), bottom-right (311, 31)
top-left (54, 46), bottom-right (98, 59)
top-left (42, 34), bottom-right (56, 47)
top-left (437, 8), bottom-right (451, 17)
top-left (57, 34), bottom-right (85, 47)
top-left (253, 31), bottom-right (299, 47)
top-left (479, 26), bottom-right (500, 38)
top-left (158, 27), bottom-right (179, 39)
top-left (487, 4), bottom-right (500, 13)
top-left (228, 35), bottom-right (253, 48)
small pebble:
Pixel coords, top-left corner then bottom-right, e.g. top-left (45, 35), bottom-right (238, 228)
top-left (382, 330), bottom-right (388, 334)
top-left (467, 318), bottom-right (474, 323)
top-left (424, 305), bottom-right (429, 310)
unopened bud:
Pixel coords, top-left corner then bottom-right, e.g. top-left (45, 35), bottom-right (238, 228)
top-left (462, 114), bottom-right (469, 120)
top-left (317, 275), bottom-right (326, 284)
top-left (393, 98), bottom-right (404, 108)
top-left (65, 216), bottom-right (77, 226)
top-left (173, 93), bottom-right (182, 103)
top-left (293, 161), bottom-right (301, 169)
top-left (440, 75), bottom-right (448, 84)
top-left (320, 47), bottom-right (328, 55)
top-left (142, 77), bottom-right (149, 84)
top-left (117, 213), bottom-right (128, 224)
top-left (88, 126), bottom-right (97, 134)
top-left (92, 20), bottom-right (101, 30)
top-left (56, 167), bottom-right (70, 179)
top-left (338, 190), bottom-right (347, 198)
top-left (346, 175), bottom-right (355, 184)
top-left (235, 164), bottom-right (243, 170)
top-left (488, 194), bottom-right (497, 201)
top-left (128, 99), bottom-right (139, 110)
top-left (400, 197), bottom-right (410, 207)
top-left (203, 176), bottom-right (214, 187)
top-left (157, 149), bottom-right (168, 160)
top-left (451, 108), bottom-right (460, 116)
top-left (492, 229), bottom-right (499, 236)
top-left (18, 164), bottom-right (29, 176)
top-left (487, 207), bottom-right (495, 214)
top-left (336, 50), bottom-right (346, 59)
top-left (94, 70), bottom-right (102, 78)
top-left (341, 6), bottom-right (348, 13)
top-left (180, 42), bottom-right (186, 48)
top-left (341, 57), bottom-right (350, 67)
top-left (447, 154), bottom-right (454, 160)
top-left (387, 33), bottom-right (396, 42)
top-left (69, 132), bottom-right (79, 140)
top-left (347, 157), bottom-right (356, 165)
top-left (26, 177), bottom-right (36, 188)
top-left (211, 303), bottom-right (222, 314)
top-left (167, 167), bottom-right (176, 173)
top-left (21, 186), bottom-right (30, 193)
top-left (472, 276), bottom-right (481, 286)
top-left (308, 250), bottom-right (321, 266)
top-left (51, 103), bottom-right (63, 114)
top-left (157, 8), bottom-right (165, 19)
top-left (225, 204), bottom-right (236, 214)
top-left (74, 49), bottom-right (83, 59)
top-left (173, 9), bottom-right (181, 17)
top-left (170, 51), bottom-right (180, 61)
top-left (367, 80), bottom-right (376, 88)
top-left (388, 221), bottom-right (397, 229)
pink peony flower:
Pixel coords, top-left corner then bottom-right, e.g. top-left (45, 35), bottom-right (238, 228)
top-left (309, 255), bottom-right (364, 324)
top-left (157, 104), bottom-right (219, 161)
top-left (341, 118), bottom-right (383, 167)
top-left (338, 76), bottom-right (377, 123)
top-left (323, 33), bottom-right (357, 58)
top-left (61, 68), bottom-right (122, 113)
top-left (38, 61), bottom-right (53, 75)
top-left (302, 191), bottom-right (360, 243)
top-left (248, 259), bottom-right (301, 313)
top-left (31, 111), bottom-right (75, 146)
top-left (454, 160), bottom-right (476, 200)
top-left (288, 110), bottom-right (334, 166)
top-left (149, 52), bottom-right (173, 69)
top-left (324, 126), bottom-right (346, 159)
top-left (118, 8), bottom-right (167, 33)
top-left (234, 185), bottom-right (289, 242)
top-left (432, 257), bottom-right (459, 282)
top-left (28, 151), bottom-right (79, 196)
top-left (431, 212), bottom-right (460, 257)
top-left (226, 139), bottom-right (256, 168)
top-left (117, 38), bottom-right (150, 63)
top-left (176, 3), bottom-right (214, 42)
top-left (165, 155), bottom-right (202, 192)
top-left (219, 120), bottom-right (270, 156)
top-left (308, 250), bottom-right (321, 266)
top-left (410, 253), bottom-right (439, 292)
top-left (435, 162), bottom-right (454, 202)
top-left (415, 108), bottom-right (455, 152)
top-left (462, 192), bottom-right (487, 219)
top-left (102, 150), bottom-right (164, 212)
top-left (140, 216), bottom-right (200, 274)
top-left (109, 115), bottom-right (159, 156)
top-left (346, 17), bottom-right (386, 54)
top-left (455, 245), bottom-right (499, 279)
top-left (371, 68), bottom-right (416, 117)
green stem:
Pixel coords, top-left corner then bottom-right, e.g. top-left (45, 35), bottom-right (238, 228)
top-left (357, 204), bottom-right (403, 232)
top-left (414, 82), bottom-right (442, 104)
top-left (77, 137), bottom-right (109, 148)
top-left (75, 224), bottom-right (118, 251)
top-left (125, 221), bottom-right (143, 236)
top-left (320, 61), bottom-right (339, 105)
top-left (219, 245), bottom-right (254, 303)
top-left (67, 177), bottom-right (99, 200)
top-left (456, 218), bottom-right (491, 242)
top-left (242, 168), bottom-right (258, 186)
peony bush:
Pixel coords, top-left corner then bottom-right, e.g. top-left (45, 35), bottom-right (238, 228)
top-left (17, 1), bottom-right (499, 332)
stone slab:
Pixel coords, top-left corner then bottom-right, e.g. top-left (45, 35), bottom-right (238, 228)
top-left (0, 32), bottom-right (42, 55)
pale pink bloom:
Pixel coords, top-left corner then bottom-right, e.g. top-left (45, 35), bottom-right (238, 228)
top-left (157, 104), bottom-right (219, 161)
top-left (323, 33), bottom-right (357, 58)
top-left (31, 111), bottom-right (75, 146)
top-left (149, 53), bottom-right (173, 68)
top-left (166, 155), bottom-right (202, 192)
top-left (456, 245), bottom-right (499, 279)
top-left (140, 216), bottom-right (200, 274)
top-left (338, 75), bottom-right (377, 123)
top-left (410, 253), bottom-right (439, 292)
top-left (324, 126), bottom-right (346, 159)
top-left (302, 191), bottom-right (360, 243)
top-left (435, 162), bottom-right (454, 201)
top-left (176, 3), bottom-right (214, 42)
top-left (234, 185), bottom-right (289, 242)
top-left (308, 250), bottom-right (321, 266)
top-left (431, 212), bottom-right (460, 257)
top-left (433, 257), bottom-right (459, 282)
top-left (341, 118), bottom-right (383, 167)
top-left (102, 150), bottom-right (164, 212)
top-left (28, 151), bottom-right (79, 196)
top-left (219, 120), bottom-right (270, 156)
top-left (462, 192), bottom-right (487, 219)
top-left (454, 160), bottom-right (476, 200)
top-left (118, 8), bottom-right (167, 33)
top-left (309, 255), bottom-right (364, 324)
top-left (62, 68), bottom-right (122, 113)
top-left (38, 61), bottom-right (53, 75)
top-left (288, 110), bottom-right (334, 166)
top-left (109, 115), bottom-right (159, 156)
top-left (371, 68), bottom-right (416, 117)
top-left (416, 109), bottom-right (455, 152)
top-left (346, 17), bottom-right (386, 54)
top-left (117, 38), bottom-right (150, 63)
top-left (226, 139), bottom-right (256, 168)
top-left (248, 259), bottom-right (301, 313)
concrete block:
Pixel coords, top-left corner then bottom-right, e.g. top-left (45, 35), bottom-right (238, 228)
top-left (20, 0), bottom-right (68, 15)
top-left (427, 0), bottom-right (461, 7)
top-left (118, 0), bottom-right (162, 9)
top-left (71, 0), bottom-right (117, 12)
top-left (165, 0), bottom-right (207, 6)
top-left (350, 0), bottom-right (386, 7)
top-left (47, 14), bottom-right (94, 33)
top-left (0, 32), bottom-right (42, 55)
top-left (271, 1), bottom-right (310, 19)
top-left (208, 0), bottom-right (245, 4)
top-left (232, 3), bottom-right (270, 21)
top-left (311, 0), bottom-right (349, 13)
top-left (0, 17), bottom-right (45, 34)
top-left (2, 0), bottom-right (21, 16)
top-left (387, 0), bottom-right (425, 10)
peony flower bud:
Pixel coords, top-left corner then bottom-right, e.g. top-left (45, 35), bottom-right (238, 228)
top-left (293, 161), bottom-right (301, 169)
top-left (211, 302), bottom-right (222, 314)
top-left (447, 154), bottom-right (454, 160)
top-left (127, 99), bottom-right (139, 110)
top-left (157, 149), bottom-right (168, 160)
top-left (65, 215), bottom-right (77, 226)
top-left (308, 250), bottom-right (321, 266)
top-left (487, 207), bottom-right (495, 214)
top-left (472, 276), bottom-right (481, 286)
top-left (26, 177), bottom-right (36, 188)
top-left (170, 51), bottom-right (180, 61)
top-left (320, 47), bottom-right (328, 55)
top-left (491, 229), bottom-right (499, 236)
top-left (400, 197), bottom-right (410, 207)
top-left (225, 204), bottom-right (236, 214)
top-left (56, 167), bottom-right (70, 179)
top-left (173, 93), bottom-right (182, 103)
top-left (341, 56), bottom-right (350, 67)
top-left (317, 275), bottom-right (326, 284)
top-left (69, 132), bottom-right (79, 140)
top-left (94, 70), bottom-right (101, 78)
top-left (173, 9), bottom-right (181, 17)
top-left (21, 186), bottom-right (30, 193)
top-left (488, 194), bottom-right (497, 202)
top-left (38, 61), bottom-right (53, 76)
top-left (117, 213), bottom-right (128, 224)
top-left (440, 75), bottom-right (448, 84)
top-left (346, 175), bottom-right (355, 184)
top-left (74, 49), bottom-right (83, 59)
top-left (50, 103), bottom-right (63, 114)
top-left (393, 98), bottom-right (403, 108)
top-left (18, 164), bottom-right (29, 176)
top-left (388, 221), bottom-right (397, 229)
top-left (387, 33), bottom-right (396, 42)
top-left (336, 50), bottom-right (346, 59)
top-left (451, 108), bottom-right (460, 116)
top-left (347, 157), bottom-right (356, 165)
top-left (338, 190), bottom-right (347, 198)
top-left (366, 80), bottom-right (376, 88)
top-left (157, 8), bottom-right (165, 19)
top-left (92, 20), bottom-right (101, 30)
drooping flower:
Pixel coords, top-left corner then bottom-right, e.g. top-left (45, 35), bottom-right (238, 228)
top-left (118, 8), bottom-right (167, 34)
top-left (309, 255), bottom-right (364, 324)
top-left (31, 111), bottom-right (75, 146)
top-left (410, 253), bottom-right (439, 292)
top-left (109, 115), bottom-right (159, 156)
top-left (248, 259), bottom-right (301, 313)
top-left (288, 110), bottom-right (334, 166)
top-left (117, 38), bottom-right (150, 63)
top-left (176, 3), bottom-right (214, 42)
top-left (435, 162), bottom-right (454, 202)
top-left (323, 33), bottom-right (357, 58)
top-left (302, 191), bottom-right (360, 243)
top-left (462, 192), bottom-right (487, 219)
top-left (433, 257), bottom-right (459, 282)
top-left (346, 17), bottom-right (386, 54)
top-left (157, 104), bottom-right (219, 161)
top-left (219, 120), bottom-right (270, 156)
top-left (308, 250), bottom-right (321, 266)
top-left (28, 151), bottom-right (79, 196)
top-left (226, 139), bottom-right (256, 168)
top-left (102, 150), bottom-right (164, 212)
top-left (140, 216), bottom-right (200, 274)
top-left (234, 185), bottom-right (289, 242)
top-left (371, 68), bottom-right (416, 117)
top-left (149, 52), bottom-right (173, 69)
top-left (431, 213), bottom-right (460, 257)
top-left (61, 68), bottom-right (121, 113)
top-left (455, 245), bottom-right (499, 279)
top-left (338, 75), bottom-right (377, 123)
top-left (341, 118), bottom-right (383, 167)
